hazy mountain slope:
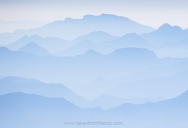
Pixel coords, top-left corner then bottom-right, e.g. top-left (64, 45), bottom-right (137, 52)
top-left (0, 93), bottom-right (98, 128)
top-left (0, 76), bottom-right (86, 107)
top-left (58, 40), bottom-right (96, 56)
top-left (33, 14), bottom-right (154, 39)
top-left (0, 14), bottom-right (154, 45)
top-left (58, 33), bottom-right (152, 56)
top-left (18, 42), bottom-right (50, 56)
top-left (1, 47), bottom-right (188, 99)
top-left (8, 35), bottom-right (70, 53)
top-left (73, 31), bottom-right (118, 43)
top-left (142, 23), bottom-right (188, 46)
top-left (0, 91), bottom-right (188, 128)
top-left (108, 90), bottom-right (188, 128)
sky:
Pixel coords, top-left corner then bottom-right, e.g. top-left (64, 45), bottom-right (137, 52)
top-left (0, 0), bottom-right (188, 31)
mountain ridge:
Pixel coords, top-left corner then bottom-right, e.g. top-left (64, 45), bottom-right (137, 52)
top-left (0, 14), bottom-right (154, 45)
top-left (19, 42), bottom-right (50, 56)
top-left (0, 76), bottom-right (86, 107)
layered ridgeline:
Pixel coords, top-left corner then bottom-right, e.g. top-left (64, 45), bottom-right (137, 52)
top-left (0, 76), bottom-right (165, 110)
top-left (7, 35), bottom-right (70, 53)
top-left (1, 47), bottom-right (188, 101)
top-left (1, 14), bottom-right (188, 128)
top-left (0, 14), bottom-right (154, 45)
top-left (4, 23), bottom-right (188, 57)
top-left (0, 76), bottom-right (86, 107)
top-left (0, 91), bottom-right (188, 128)
top-left (141, 23), bottom-right (188, 57)
top-left (18, 42), bottom-right (50, 56)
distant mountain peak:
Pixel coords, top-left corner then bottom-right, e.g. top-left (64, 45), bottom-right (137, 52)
top-left (24, 42), bottom-right (39, 47)
top-left (83, 14), bottom-right (130, 21)
top-left (82, 31), bottom-right (115, 37)
top-left (89, 31), bottom-right (111, 35)
top-left (100, 14), bottom-right (129, 20)
top-left (49, 20), bottom-right (64, 25)
top-left (159, 23), bottom-right (182, 31)
top-left (159, 23), bottom-right (172, 29)
top-left (82, 49), bottom-right (101, 56)
top-left (120, 33), bottom-right (140, 39)
top-left (20, 42), bottom-right (41, 50)
top-left (20, 35), bottom-right (42, 41)
top-left (74, 31), bottom-right (117, 43)
top-left (110, 48), bottom-right (157, 58)
top-left (19, 42), bottom-right (49, 56)
top-left (0, 14), bottom-right (155, 43)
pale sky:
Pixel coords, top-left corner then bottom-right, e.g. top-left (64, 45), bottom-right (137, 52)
top-left (0, 0), bottom-right (188, 29)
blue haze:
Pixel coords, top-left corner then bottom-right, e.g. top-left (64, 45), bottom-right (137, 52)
top-left (0, 14), bottom-right (188, 128)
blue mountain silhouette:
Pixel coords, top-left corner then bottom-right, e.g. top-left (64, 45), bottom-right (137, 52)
top-left (74, 31), bottom-right (118, 43)
top-left (1, 46), bottom-right (188, 99)
top-left (142, 23), bottom-right (188, 46)
top-left (0, 91), bottom-right (188, 128)
top-left (8, 35), bottom-right (70, 53)
top-left (58, 33), bottom-right (152, 56)
top-left (0, 76), bottom-right (86, 107)
top-left (19, 42), bottom-right (50, 56)
top-left (0, 14), bottom-right (154, 44)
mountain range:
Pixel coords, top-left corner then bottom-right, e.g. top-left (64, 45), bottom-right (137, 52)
top-left (0, 76), bottom-right (166, 110)
top-left (0, 91), bottom-right (188, 128)
top-left (4, 22), bottom-right (188, 57)
top-left (0, 14), bottom-right (154, 45)
top-left (7, 35), bottom-right (70, 53)
top-left (141, 23), bottom-right (188, 46)
top-left (18, 42), bottom-right (50, 56)
top-left (1, 46), bottom-right (188, 100)
top-left (73, 31), bottom-right (118, 43)
top-left (58, 32), bottom-right (152, 56)
top-left (1, 14), bottom-right (188, 128)
top-left (0, 76), bottom-right (86, 107)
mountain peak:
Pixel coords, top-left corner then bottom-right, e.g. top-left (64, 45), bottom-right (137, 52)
top-left (19, 42), bottom-right (49, 56)
top-left (100, 14), bottom-right (129, 20)
top-left (84, 49), bottom-right (101, 55)
top-left (88, 31), bottom-right (111, 35)
top-left (20, 35), bottom-right (42, 42)
top-left (83, 14), bottom-right (130, 21)
top-left (159, 23), bottom-right (172, 29)
top-left (110, 48), bottom-right (157, 59)
top-left (74, 31), bottom-right (117, 43)
top-left (120, 33), bottom-right (140, 39)
top-left (19, 42), bottom-right (42, 50)
top-left (159, 23), bottom-right (182, 31)
top-left (23, 42), bottom-right (39, 47)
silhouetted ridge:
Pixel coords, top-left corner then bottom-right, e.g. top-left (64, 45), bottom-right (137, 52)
top-left (0, 92), bottom-right (78, 109)
top-left (74, 31), bottom-right (117, 42)
top-left (83, 49), bottom-right (101, 56)
top-left (0, 47), bottom-right (10, 52)
top-left (120, 33), bottom-right (143, 40)
top-left (83, 14), bottom-right (130, 21)
top-left (19, 42), bottom-right (49, 56)
top-left (158, 23), bottom-right (182, 32)
top-left (110, 48), bottom-right (157, 58)
top-left (1, 76), bottom-right (43, 85)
